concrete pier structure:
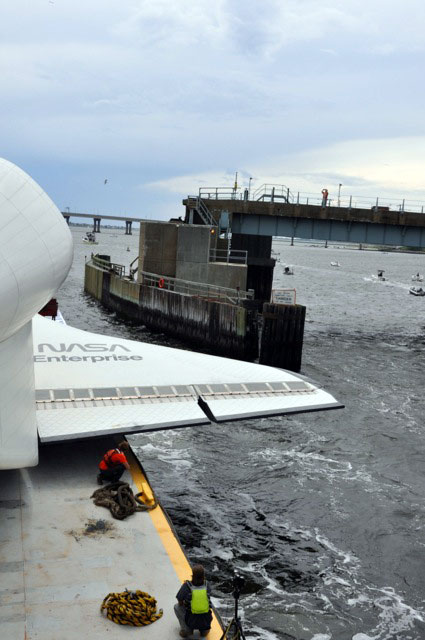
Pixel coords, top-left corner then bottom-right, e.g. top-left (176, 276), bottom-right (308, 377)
top-left (84, 221), bottom-right (306, 371)
top-left (85, 262), bottom-right (259, 361)
top-left (137, 222), bottom-right (249, 293)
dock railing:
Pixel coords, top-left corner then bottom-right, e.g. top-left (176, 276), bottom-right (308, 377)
top-left (140, 271), bottom-right (254, 305)
top-left (91, 254), bottom-right (127, 278)
top-left (88, 255), bottom-right (254, 305)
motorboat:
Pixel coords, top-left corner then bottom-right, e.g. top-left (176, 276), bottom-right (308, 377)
top-left (83, 232), bottom-right (98, 245)
top-left (409, 286), bottom-right (425, 296)
top-left (330, 261), bottom-right (341, 267)
top-left (371, 270), bottom-right (386, 282)
top-left (411, 273), bottom-right (424, 282)
top-left (283, 265), bottom-right (294, 275)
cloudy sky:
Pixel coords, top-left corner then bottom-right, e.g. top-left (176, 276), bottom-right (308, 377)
top-left (2, 0), bottom-right (425, 219)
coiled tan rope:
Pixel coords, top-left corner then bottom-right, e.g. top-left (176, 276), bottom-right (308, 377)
top-left (101, 589), bottom-right (163, 626)
top-left (91, 481), bottom-right (157, 520)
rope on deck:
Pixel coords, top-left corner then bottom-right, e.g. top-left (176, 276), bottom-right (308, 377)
top-left (90, 481), bottom-right (157, 520)
top-left (101, 589), bottom-right (163, 626)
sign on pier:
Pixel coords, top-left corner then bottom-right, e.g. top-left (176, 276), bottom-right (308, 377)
top-left (272, 289), bottom-right (296, 305)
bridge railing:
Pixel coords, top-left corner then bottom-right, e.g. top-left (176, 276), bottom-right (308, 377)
top-left (197, 183), bottom-right (425, 213)
top-left (252, 184), bottom-right (296, 203)
top-left (198, 187), bottom-right (244, 200)
top-left (286, 192), bottom-right (425, 213)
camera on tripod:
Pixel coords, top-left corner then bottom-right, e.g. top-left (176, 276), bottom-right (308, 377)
top-left (232, 574), bottom-right (245, 598)
top-left (219, 573), bottom-right (247, 640)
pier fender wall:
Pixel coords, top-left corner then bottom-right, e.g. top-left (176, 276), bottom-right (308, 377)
top-left (84, 261), bottom-right (104, 299)
top-left (259, 303), bottom-right (306, 372)
top-left (84, 263), bottom-right (258, 360)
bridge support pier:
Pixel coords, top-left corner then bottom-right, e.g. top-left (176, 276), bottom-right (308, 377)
top-left (125, 220), bottom-right (132, 235)
top-left (64, 216), bottom-right (70, 225)
top-left (93, 217), bottom-right (101, 233)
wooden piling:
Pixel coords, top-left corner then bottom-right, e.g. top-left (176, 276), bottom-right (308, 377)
top-left (259, 303), bottom-right (306, 372)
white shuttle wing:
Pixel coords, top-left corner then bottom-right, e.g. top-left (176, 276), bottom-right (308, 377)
top-left (33, 315), bottom-right (343, 443)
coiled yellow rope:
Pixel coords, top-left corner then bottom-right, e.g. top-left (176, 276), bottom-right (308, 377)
top-left (101, 589), bottom-right (163, 626)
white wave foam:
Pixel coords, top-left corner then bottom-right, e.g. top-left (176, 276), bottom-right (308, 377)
top-left (250, 446), bottom-right (374, 486)
top-left (245, 623), bottom-right (281, 640)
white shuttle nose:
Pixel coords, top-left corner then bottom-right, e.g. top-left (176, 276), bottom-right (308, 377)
top-left (0, 159), bottom-right (73, 469)
top-left (0, 158), bottom-right (73, 342)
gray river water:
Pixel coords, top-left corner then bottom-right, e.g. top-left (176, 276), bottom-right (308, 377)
top-left (60, 227), bottom-right (425, 640)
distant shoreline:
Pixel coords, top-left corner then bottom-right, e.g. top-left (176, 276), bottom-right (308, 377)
top-left (272, 238), bottom-right (425, 254)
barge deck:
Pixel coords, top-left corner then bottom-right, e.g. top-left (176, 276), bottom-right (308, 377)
top-left (0, 438), bottom-right (222, 639)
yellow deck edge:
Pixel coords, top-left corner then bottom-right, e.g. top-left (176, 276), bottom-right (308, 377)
top-left (128, 451), bottom-right (223, 639)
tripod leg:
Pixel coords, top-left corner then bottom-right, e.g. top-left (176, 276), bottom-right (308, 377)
top-left (218, 618), bottom-right (236, 640)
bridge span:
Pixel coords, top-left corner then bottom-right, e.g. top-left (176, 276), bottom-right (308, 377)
top-left (61, 211), bottom-right (147, 235)
top-left (183, 186), bottom-right (425, 249)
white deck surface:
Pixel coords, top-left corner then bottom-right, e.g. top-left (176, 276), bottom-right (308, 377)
top-left (0, 438), bottom-right (192, 639)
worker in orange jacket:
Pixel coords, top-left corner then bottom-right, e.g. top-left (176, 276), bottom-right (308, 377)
top-left (97, 441), bottom-right (130, 485)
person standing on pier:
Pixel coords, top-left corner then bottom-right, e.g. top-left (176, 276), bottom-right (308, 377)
top-left (174, 564), bottom-right (212, 638)
top-left (97, 441), bottom-right (130, 485)
top-left (321, 188), bottom-right (329, 207)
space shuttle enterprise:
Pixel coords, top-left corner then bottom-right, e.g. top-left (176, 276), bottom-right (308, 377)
top-left (0, 157), bottom-right (343, 470)
top-left (0, 158), bottom-right (342, 639)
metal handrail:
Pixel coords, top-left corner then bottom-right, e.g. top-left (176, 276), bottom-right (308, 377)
top-left (197, 187), bottom-right (244, 200)
top-left (187, 195), bottom-right (214, 225)
top-left (91, 255), bottom-right (127, 278)
top-left (194, 183), bottom-right (425, 214)
top-left (197, 197), bottom-right (214, 225)
top-left (209, 248), bottom-right (248, 264)
top-left (89, 254), bottom-right (252, 303)
top-left (139, 270), bottom-right (254, 305)
top-left (253, 184), bottom-right (295, 203)
top-left (129, 256), bottom-right (139, 279)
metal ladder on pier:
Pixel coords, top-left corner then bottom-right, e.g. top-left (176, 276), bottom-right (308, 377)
top-left (186, 196), bottom-right (214, 226)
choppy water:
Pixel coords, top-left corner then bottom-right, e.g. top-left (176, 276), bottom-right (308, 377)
top-left (60, 228), bottom-right (425, 640)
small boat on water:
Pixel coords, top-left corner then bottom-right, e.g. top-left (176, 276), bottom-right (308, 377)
top-left (409, 286), bottom-right (425, 296)
top-left (83, 232), bottom-right (98, 245)
top-left (377, 269), bottom-right (386, 281)
top-left (283, 265), bottom-right (294, 275)
top-left (411, 273), bottom-right (424, 282)
top-left (330, 261), bottom-right (341, 267)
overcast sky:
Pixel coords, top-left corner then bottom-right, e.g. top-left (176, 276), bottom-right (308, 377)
top-left (2, 0), bottom-right (425, 219)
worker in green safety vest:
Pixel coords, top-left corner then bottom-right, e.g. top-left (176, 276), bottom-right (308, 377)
top-left (174, 564), bottom-right (212, 637)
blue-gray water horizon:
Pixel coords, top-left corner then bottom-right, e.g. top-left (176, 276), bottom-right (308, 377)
top-left (59, 227), bottom-right (425, 640)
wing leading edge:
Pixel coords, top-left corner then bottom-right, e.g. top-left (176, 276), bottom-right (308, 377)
top-left (33, 315), bottom-right (343, 442)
